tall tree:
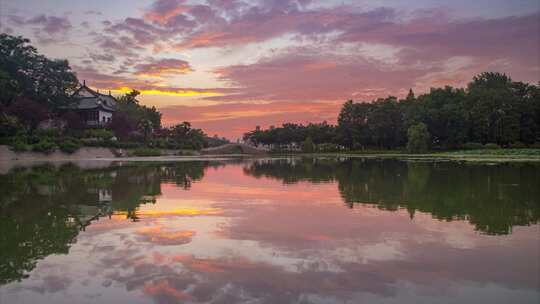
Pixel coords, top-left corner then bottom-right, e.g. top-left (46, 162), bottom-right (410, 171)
top-left (0, 34), bottom-right (78, 110)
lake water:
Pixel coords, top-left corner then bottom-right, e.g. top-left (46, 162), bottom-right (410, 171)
top-left (0, 157), bottom-right (539, 304)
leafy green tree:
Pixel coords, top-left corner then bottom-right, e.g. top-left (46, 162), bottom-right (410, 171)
top-left (0, 34), bottom-right (78, 110)
top-left (418, 86), bottom-right (467, 148)
top-left (170, 122), bottom-right (207, 150)
top-left (466, 72), bottom-right (520, 145)
top-left (407, 123), bottom-right (430, 153)
top-left (116, 90), bottom-right (162, 130)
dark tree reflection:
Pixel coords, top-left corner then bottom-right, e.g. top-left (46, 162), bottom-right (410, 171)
top-left (0, 161), bottom-right (212, 284)
top-left (244, 158), bottom-right (540, 235)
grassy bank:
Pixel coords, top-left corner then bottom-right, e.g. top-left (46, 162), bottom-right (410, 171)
top-left (273, 148), bottom-right (540, 162)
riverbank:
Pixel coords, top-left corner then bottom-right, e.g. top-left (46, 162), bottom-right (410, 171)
top-left (298, 149), bottom-right (540, 163)
top-left (2, 145), bottom-right (539, 167)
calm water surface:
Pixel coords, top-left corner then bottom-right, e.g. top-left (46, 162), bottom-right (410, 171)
top-left (0, 157), bottom-right (539, 304)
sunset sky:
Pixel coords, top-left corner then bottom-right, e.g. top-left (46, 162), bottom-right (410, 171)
top-left (1, 0), bottom-right (539, 139)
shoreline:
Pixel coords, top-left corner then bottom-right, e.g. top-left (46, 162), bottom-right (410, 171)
top-left (2, 146), bottom-right (540, 172)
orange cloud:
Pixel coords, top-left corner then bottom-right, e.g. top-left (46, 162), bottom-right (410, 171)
top-left (144, 279), bottom-right (193, 301)
top-left (136, 226), bottom-right (195, 245)
top-left (143, 1), bottom-right (190, 25)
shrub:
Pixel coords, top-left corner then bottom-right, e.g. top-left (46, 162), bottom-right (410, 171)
top-left (11, 138), bottom-right (30, 152)
top-left (59, 138), bottom-right (81, 154)
top-left (407, 123), bottom-right (430, 153)
top-left (84, 129), bottom-right (113, 140)
top-left (483, 143), bottom-right (500, 150)
top-left (80, 138), bottom-right (102, 147)
top-left (35, 128), bottom-right (60, 138)
top-left (462, 142), bottom-right (484, 150)
top-left (111, 141), bottom-right (141, 149)
top-left (32, 139), bottom-right (56, 153)
top-left (127, 131), bottom-right (144, 142)
top-left (132, 147), bottom-right (161, 156)
top-left (26, 134), bottom-right (43, 145)
top-left (151, 138), bottom-right (168, 149)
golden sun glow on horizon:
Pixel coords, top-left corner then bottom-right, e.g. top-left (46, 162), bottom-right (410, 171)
top-left (112, 87), bottom-right (224, 97)
top-left (119, 207), bottom-right (223, 217)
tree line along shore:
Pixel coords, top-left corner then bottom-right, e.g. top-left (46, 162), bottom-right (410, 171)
top-left (243, 72), bottom-right (540, 156)
top-left (1, 33), bottom-right (539, 158)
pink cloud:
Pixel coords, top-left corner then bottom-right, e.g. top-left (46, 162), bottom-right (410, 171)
top-left (7, 14), bottom-right (72, 44)
top-left (136, 226), bottom-right (195, 245)
top-left (26, 14), bottom-right (72, 34)
top-left (212, 51), bottom-right (425, 103)
top-left (133, 58), bottom-right (193, 76)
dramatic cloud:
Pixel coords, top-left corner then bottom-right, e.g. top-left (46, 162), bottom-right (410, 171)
top-left (73, 65), bottom-right (230, 97)
top-left (3, 0), bottom-right (539, 138)
top-left (213, 50), bottom-right (424, 102)
top-left (144, 0), bottom-right (191, 25)
top-left (133, 58), bottom-right (193, 77)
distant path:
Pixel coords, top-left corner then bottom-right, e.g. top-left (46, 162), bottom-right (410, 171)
top-left (201, 143), bottom-right (267, 155)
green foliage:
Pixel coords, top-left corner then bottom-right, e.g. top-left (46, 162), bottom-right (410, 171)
top-left (462, 142), bottom-right (484, 150)
top-left (111, 141), bottom-right (141, 149)
top-left (131, 148), bottom-right (161, 157)
top-left (302, 136), bottom-right (315, 153)
top-left (35, 128), bottom-right (60, 138)
top-left (332, 72), bottom-right (540, 150)
top-left (243, 121), bottom-right (336, 150)
top-left (243, 158), bottom-right (540, 235)
top-left (11, 138), bottom-right (30, 152)
top-left (32, 139), bottom-right (56, 153)
top-left (58, 138), bottom-right (81, 154)
top-left (407, 123), bottom-right (430, 153)
top-left (0, 34), bottom-right (78, 109)
top-left (167, 122), bottom-right (207, 150)
top-left (116, 90), bottom-right (162, 130)
top-left (84, 129), bottom-right (114, 140)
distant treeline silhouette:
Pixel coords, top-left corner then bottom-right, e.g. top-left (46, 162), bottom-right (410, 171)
top-left (243, 72), bottom-right (540, 151)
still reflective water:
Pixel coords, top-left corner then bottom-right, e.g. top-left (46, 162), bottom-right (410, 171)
top-left (0, 157), bottom-right (539, 304)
